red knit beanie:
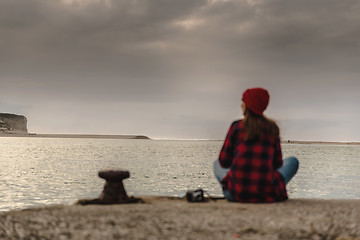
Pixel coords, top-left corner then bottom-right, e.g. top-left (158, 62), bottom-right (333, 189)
top-left (242, 88), bottom-right (270, 115)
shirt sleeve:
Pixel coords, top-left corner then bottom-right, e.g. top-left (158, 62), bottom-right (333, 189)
top-left (273, 136), bottom-right (283, 169)
top-left (219, 122), bottom-right (236, 168)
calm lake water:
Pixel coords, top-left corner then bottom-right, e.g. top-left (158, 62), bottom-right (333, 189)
top-left (0, 137), bottom-right (359, 212)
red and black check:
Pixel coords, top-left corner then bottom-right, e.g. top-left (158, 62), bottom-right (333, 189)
top-left (219, 120), bottom-right (287, 203)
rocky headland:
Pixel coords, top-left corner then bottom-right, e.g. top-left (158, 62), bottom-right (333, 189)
top-left (0, 113), bottom-right (150, 139)
top-left (0, 113), bottom-right (28, 134)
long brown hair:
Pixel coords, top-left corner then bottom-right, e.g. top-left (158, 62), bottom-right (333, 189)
top-left (243, 107), bottom-right (280, 141)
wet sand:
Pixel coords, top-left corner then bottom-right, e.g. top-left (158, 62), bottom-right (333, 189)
top-left (1, 197), bottom-right (359, 240)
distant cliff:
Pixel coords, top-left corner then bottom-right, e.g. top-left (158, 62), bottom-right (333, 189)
top-left (0, 113), bottom-right (151, 139)
top-left (0, 113), bottom-right (28, 134)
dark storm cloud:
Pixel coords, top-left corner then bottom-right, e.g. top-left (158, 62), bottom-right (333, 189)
top-left (0, 0), bottom-right (208, 101)
top-left (199, 0), bottom-right (360, 74)
top-left (2, 0), bottom-right (359, 87)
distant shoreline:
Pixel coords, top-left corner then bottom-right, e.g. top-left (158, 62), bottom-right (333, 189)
top-left (282, 140), bottom-right (360, 145)
top-left (0, 133), bottom-right (359, 145)
top-left (0, 133), bottom-right (150, 140)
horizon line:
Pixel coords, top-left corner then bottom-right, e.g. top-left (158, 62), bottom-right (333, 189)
top-left (1, 132), bottom-right (360, 144)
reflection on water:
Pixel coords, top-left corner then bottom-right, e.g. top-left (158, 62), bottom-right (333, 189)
top-left (283, 144), bottom-right (360, 199)
top-left (0, 138), bottom-right (359, 211)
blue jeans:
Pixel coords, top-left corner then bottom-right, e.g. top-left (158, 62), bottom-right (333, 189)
top-left (213, 157), bottom-right (299, 201)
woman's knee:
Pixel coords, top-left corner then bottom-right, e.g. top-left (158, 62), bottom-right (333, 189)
top-left (278, 156), bottom-right (299, 184)
top-left (284, 156), bottom-right (299, 170)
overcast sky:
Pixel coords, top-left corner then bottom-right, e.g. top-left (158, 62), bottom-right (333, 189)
top-left (1, 0), bottom-right (360, 141)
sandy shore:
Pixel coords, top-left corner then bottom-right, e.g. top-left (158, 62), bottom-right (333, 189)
top-left (0, 197), bottom-right (359, 240)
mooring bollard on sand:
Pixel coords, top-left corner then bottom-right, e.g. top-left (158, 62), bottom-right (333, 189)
top-left (77, 169), bottom-right (143, 205)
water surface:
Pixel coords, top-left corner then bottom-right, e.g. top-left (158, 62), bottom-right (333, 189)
top-left (0, 138), bottom-right (359, 212)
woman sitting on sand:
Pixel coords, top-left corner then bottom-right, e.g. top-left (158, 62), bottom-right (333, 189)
top-left (214, 87), bottom-right (299, 203)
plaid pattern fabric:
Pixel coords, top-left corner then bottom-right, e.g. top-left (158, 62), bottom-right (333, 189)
top-left (219, 120), bottom-right (288, 203)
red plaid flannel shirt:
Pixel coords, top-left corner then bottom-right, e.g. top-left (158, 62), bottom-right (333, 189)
top-left (219, 120), bottom-right (288, 203)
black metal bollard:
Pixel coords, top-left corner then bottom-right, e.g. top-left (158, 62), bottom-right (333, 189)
top-left (98, 170), bottom-right (130, 202)
top-left (77, 169), bottom-right (143, 205)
